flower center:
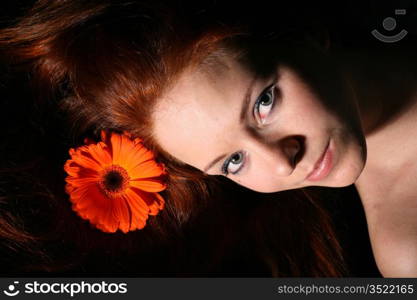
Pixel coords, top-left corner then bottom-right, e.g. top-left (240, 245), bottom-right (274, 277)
top-left (98, 165), bottom-right (130, 198)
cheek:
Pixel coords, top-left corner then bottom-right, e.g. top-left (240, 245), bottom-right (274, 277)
top-left (275, 86), bottom-right (340, 140)
top-left (277, 76), bottom-right (331, 127)
top-left (280, 67), bottom-right (358, 132)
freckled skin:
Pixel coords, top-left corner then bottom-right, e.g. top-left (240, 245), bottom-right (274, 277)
top-left (152, 55), bottom-right (366, 193)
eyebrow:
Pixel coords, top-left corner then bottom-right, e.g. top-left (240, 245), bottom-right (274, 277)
top-left (203, 75), bottom-right (258, 173)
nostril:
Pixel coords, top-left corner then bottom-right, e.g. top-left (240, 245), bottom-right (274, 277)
top-left (294, 136), bottom-right (306, 166)
top-left (293, 149), bottom-right (302, 167)
top-left (290, 136), bottom-right (305, 167)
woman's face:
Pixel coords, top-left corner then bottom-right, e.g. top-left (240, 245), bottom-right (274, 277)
top-left (152, 54), bottom-right (367, 193)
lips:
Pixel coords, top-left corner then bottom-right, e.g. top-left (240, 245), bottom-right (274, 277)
top-left (306, 139), bottom-right (333, 182)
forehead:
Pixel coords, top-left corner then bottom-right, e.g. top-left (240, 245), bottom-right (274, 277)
top-left (151, 56), bottom-right (254, 170)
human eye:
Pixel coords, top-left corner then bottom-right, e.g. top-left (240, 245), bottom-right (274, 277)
top-left (221, 151), bottom-right (246, 176)
top-left (253, 83), bottom-right (277, 125)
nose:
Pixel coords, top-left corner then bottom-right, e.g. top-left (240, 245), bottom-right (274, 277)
top-left (248, 135), bottom-right (303, 177)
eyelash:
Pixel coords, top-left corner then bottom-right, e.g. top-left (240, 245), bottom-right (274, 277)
top-left (221, 84), bottom-right (277, 176)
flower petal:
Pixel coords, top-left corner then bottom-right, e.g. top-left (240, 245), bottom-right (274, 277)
top-left (132, 188), bottom-right (165, 216)
top-left (70, 151), bottom-right (102, 171)
top-left (69, 182), bottom-right (97, 201)
top-left (87, 142), bottom-right (112, 167)
top-left (110, 133), bottom-right (125, 165)
top-left (64, 161), bottom-right (81, 177)
top-left (130, 178), bottom-right (166, 192)
top-left (70, 184), bottom-right (119, 233)
top-left (112, 197), bottom-right (131, 233)
top-left (129, 159), bottom-right (165, 180)
top-left (124, 145), bottom-right (154, 168)
top-left (65, 176), bottom-right (99, 187)
top-left (124, 188), bottom-right (150, 230)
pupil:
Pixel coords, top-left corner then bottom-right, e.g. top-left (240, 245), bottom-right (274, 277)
top-left (232, 153), bottom-right (241, 162)
top-left (104, 171), bottom-right (123, 191)
top-left (261, 93), bottom-right (272, 105)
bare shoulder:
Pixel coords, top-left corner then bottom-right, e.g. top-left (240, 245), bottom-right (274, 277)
top-left (357, 163), bottom-right (417, 277)
top-left (370, 224), bottom-right (417, 277)
top-left (360, 180), bottom-right (417, 277)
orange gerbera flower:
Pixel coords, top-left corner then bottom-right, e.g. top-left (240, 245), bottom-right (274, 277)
top-left (64, 130), bottom-right (167, 233)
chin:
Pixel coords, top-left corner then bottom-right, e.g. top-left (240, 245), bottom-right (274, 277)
top-left (325, 143), bottom-right (366, 187)
top-left (328, 164), bottom-right (365, 187)
top-left (309, 161), bottom-right (365, 188)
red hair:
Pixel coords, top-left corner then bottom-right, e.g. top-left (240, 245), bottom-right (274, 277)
top-left (0, 0), bottom-right (347, 276)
